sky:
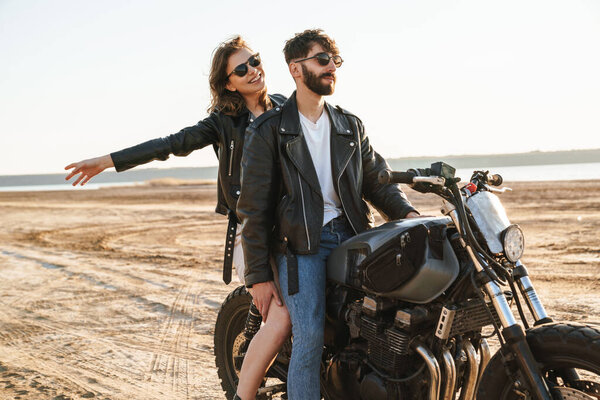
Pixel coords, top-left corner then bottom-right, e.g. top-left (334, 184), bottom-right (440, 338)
top-left (1, 0), bottom-right (599, 176)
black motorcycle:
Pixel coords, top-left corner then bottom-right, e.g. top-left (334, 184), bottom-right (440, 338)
top-left (214, 162), bottom-right (600, 400)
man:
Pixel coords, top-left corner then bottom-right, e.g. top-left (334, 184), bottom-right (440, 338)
top-left (237, 29), bottom-right (420, 399)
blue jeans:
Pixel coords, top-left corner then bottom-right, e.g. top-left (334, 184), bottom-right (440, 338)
top-left (276, 216), bottom-right (354, 400)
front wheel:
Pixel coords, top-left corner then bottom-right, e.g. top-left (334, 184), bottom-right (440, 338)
top-left (477, 323), bottom-right (600, 399)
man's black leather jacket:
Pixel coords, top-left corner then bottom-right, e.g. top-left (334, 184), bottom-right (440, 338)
top-left (237, 92), bottom-right (417, 287)
top-left (110, 94), bottom-right (287, 217)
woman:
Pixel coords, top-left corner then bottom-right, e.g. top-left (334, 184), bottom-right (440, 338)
top-left (65, 36), bottom-right (291, 400)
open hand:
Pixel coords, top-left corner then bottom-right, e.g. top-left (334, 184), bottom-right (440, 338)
top-left (64, 155), bottom-right (114, 186)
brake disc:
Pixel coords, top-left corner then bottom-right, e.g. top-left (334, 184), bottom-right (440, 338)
top-left (566, 380), bottom-right (600, 400)
top-left (231, 332), bottom-right (247, 373)
top-left (553, 386), bottom-right (597, 400)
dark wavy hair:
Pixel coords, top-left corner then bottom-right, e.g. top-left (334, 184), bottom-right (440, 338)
top-left (208, 36), bottom-right (270, 116)
top-left (283, 29), bottom-right (339, 65)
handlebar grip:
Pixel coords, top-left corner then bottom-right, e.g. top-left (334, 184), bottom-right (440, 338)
top-left (378, 170), bottom-right (416, 185)
top-left (487, 174), bottom-right (503, 186)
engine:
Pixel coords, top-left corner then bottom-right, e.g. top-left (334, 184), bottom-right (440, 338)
top-left (324, 287), bottom-right (500, 400)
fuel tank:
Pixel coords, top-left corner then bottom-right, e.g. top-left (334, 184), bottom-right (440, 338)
top-left (327, 216), bottom-right (460, 303)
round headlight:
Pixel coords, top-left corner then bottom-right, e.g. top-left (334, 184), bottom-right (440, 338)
top-left (502, 224), bottom-right (524, 263)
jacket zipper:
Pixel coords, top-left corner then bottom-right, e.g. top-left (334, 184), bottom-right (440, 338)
top-left (228, 140), bottom-right (234, 176)
top-left (297, 171), bottom-right (311, 251)
top-left (337, 144), bottom-right (358, 234)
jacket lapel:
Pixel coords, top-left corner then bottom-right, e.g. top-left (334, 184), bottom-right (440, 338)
top-left (327, 103), bottom-right (356, 183)
top-left (279, 93), bottom-right (322, 196)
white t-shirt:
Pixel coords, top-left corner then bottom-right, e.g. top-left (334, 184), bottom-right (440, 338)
top-left (298, 110), bottom-right (343, 226)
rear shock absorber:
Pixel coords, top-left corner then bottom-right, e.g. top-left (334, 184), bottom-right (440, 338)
top-left (244, 303), bottom-right (263, 340)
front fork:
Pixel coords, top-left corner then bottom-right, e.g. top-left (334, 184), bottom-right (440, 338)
top-left (445, 207), bottom-right (554, 399)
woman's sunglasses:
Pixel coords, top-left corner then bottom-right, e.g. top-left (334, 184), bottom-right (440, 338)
top-left (227, 53), bottom-right (261, 79)
top-left (293, 52), bottom-right (343, 68)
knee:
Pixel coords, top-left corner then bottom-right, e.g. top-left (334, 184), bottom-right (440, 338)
top-left (292, 324), bottom-right (324, 351)
top-left (265, 312), bottom-right (292, 343)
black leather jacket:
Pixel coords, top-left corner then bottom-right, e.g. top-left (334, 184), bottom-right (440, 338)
top-left (110, 94), bottom-right (287, 217)
top-left (237, 92), bottom-right (417, 287)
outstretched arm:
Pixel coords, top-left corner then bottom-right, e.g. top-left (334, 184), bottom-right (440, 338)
top-left (64, 154), bottom-right (114, 186)
top-left (65, 113), bottom-right (222, 185)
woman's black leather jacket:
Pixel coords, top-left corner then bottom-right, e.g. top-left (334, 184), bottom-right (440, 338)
top-left (110, 94), bottom-right (286, 217)
top-left (110, 94), bottom-right (287, 283)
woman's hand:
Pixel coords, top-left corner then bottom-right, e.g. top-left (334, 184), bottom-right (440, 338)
top-left (247, 281), bottom-right (282, 322)
top-left (64, 155), bottom-right (114, 186)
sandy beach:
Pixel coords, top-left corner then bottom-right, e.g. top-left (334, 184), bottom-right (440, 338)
top-left (0, 179), bottom-right (599, 400)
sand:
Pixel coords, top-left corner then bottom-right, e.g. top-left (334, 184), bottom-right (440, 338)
top-left (0, 180), bottom-right (599, 400)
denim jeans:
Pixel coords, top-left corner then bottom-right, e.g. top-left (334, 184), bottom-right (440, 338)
top-left (276, 216), bottom-right (354, 400)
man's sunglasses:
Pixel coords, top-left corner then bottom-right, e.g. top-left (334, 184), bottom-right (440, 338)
top-left (226, 53), bottom-right (261, 79)
top-left (293, 52), bottom-right (343, 68)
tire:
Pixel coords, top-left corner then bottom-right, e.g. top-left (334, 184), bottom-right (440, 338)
top-left (477, 323), bottom-right (600, 399)
top-left (214, 285), bottom-right (253, 400)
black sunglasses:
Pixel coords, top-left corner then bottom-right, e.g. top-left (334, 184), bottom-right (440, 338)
top-left (227, 53), bottom-right (261, 79)
top-left (293, 52), bottom-right (343, 68)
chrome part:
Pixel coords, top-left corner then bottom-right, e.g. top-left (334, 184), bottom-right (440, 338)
top-left (459, 340), bottom-right (479, 400)
top-left (465, 245), bottom-right (517, 328)
top-left (502, 224), bottom-right (525, 262)
top-left (395, 309), bottom-right (412, 327)
top-left (362, 296), bottom-right (378, 315)
top-left (435, 306), bottom-right (457, 340)
top-left (442, 349), bottom-right (457, 400)
top-left (414, 176), bottom-right (446, 186)
top-left (442, 206), bottom-right (466, 247)
top-left (516, 274), bottom-right (550, 322)
top-left (475, 339), bottom-right (491, 394)
top-left (297, 172), bottom-right (311, 251)
top-left (257, 383), bottom-right (287, 396)
top-left (552, 386), bottom-right (596, 400)
top-left (441, 200), bottom-right (456, 218)
top-left (484, 279), bottom-right (518, 328)
top-left (465, 191), bottom-right (511, 254)
top-left (484, 184), bottom-right (513, 194)
top-left (414, 344), bottom-right (441, 400)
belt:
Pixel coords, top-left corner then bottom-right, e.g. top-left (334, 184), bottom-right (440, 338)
top-left (222, 211), bottom-right (238, 284)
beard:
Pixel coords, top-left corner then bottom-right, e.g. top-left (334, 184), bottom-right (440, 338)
top-left (301, 64), bottom-right (335, 96)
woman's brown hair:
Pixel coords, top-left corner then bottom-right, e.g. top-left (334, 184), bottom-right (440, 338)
top-left (208, 36), bottom-right (271, 115)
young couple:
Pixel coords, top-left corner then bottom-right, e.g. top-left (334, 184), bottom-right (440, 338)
top-left (66, 29), bottom-right (419, 400)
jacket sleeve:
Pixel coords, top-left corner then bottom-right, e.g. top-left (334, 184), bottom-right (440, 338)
top-left (358, 119), bottom-right (418, 220)
top-left (110, 113), bottom-right (222, 172)
top-left (237, 126), bottom-right (278, 287)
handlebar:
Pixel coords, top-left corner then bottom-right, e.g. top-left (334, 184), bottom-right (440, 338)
top-left (378, 170), bottom-right (416, 185)
top-left (378, 170), bottom-right (447, 186)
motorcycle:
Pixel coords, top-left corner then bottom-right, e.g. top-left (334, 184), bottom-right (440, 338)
top-left (214, 162), bottom-right (600, 400)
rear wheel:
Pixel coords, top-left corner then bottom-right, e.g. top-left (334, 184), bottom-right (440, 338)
top-left (477, 323), bottom-right (600, 399)
top-left (214, 286), bottom-right (253, 400)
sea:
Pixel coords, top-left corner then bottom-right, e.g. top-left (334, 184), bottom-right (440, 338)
top-left (0, 162), bottom-right (599, 192)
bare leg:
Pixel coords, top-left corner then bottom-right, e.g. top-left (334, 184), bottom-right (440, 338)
top-left (236, 295), bottom-right (291, 400)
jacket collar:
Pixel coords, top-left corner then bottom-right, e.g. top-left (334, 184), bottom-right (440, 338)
top-left (280, 91), bottom-right (357, 196)
top-left (244, 94), bottom-right (286, 124)
top-left (278, 91), bottom-right (353, 136)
